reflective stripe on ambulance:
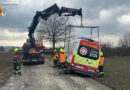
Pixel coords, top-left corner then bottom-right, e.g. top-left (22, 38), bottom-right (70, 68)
top-left (74, 53), bottom-right (99, 68)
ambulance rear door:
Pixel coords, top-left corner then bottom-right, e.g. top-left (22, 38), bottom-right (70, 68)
top-left (73, 38), bottom-right (100, 74)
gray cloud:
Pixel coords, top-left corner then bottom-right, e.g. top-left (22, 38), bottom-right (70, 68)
top-left (0, 0), bottom-right (130, 46)
top-left (68, 0), bottom-right (130, 36)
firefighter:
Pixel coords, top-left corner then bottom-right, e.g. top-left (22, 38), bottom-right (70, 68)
top-left (48, 54), bottom-right (51, 61)
top-left (53, 49), bottom-right (58, 66)
top-left (99, 52), bottom-right (104, 77)
top-left (57, 48), bottom-right (67, 74)
top-left (13, 48), bottom-right (22, 75)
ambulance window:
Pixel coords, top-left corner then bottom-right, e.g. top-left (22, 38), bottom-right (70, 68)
top-left (77, 45), bottom-right (99, 60)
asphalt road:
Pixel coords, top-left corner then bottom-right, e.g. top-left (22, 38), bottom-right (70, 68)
top-left (0, 60), bottom-right (112, 90)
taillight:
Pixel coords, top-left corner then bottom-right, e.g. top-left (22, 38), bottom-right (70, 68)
top-left (23, 60), bottom-right (27, 62)
top-left (72, 55), bottom-right (75, 63)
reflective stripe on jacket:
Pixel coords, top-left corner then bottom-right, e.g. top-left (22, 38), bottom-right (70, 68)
top-left (53, 53), bottom-right (57, 59)
top-left (99, 57), bottom-right (104, 66)
top-left (59, 53), bottom-right (66, 63)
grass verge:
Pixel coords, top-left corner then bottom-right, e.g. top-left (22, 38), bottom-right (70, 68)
top-left (0, 52), bottom-right (12, 88)
top-left (93, 56), bottom-right (130, 90)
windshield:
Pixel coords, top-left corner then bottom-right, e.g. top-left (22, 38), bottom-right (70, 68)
top-left (77, 40), bottom-right (100, 60)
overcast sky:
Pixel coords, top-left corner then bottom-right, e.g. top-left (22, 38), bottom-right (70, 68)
top-left (0, 0), bottom-right (130, 47)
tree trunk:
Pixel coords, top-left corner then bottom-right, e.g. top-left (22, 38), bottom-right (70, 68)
top-left (53, 41), bottom-right (55, 50)
top-left (52, 35), bottom-right (55, 49)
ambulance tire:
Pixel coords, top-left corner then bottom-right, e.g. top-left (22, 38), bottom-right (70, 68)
top-left (86, 74), bottom-right (92, 77)
top-left (67, 64), bottom-right (74, 73)
top-left (70, 70), bottom-right (74, 73)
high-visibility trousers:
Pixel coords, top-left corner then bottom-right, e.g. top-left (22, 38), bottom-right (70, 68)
top-left (13, 63), bottom-right (21, 73)
top-left (53, 59), bottom-right (58, 65)
top-left (58, 62), bottom-right (67, 70)
top-left (99, 65), bottom-right (104, 76)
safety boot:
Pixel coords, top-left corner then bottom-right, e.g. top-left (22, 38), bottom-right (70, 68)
top-left (98, 72), bottom-right (104, 77)
top-left (58, 69), bottom-right (62, 75)
top-left (18, 72), bottom-right (22, 75)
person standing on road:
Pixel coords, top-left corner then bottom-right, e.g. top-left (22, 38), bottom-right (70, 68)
top-left (99, 52), bottom-right (104, 77)
top-left (48, 54), bottom-right (51, 61)
top-left (57, 48), bottom-right (67, 74)
top-left (53, 49), bottom-right (58, 66)
top-left (13, 48), bottom-right (22, 75)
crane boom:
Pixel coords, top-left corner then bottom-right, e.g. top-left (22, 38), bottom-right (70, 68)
top-left (28, 3), bottom-right (82, 48)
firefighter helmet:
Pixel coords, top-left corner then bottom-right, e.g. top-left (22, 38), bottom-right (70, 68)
top-left (60, 49), bottom-right (64, 52)
top-left (54, 49), bottom-right (57, 53)
top-left (100, 52), bottom-right (103, 56)
top-left (14, 48), bottom-right (19, 52)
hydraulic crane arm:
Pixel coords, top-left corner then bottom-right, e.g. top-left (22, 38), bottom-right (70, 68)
top-left (28, 4), bottom-right (60, 47)
top-left (60, 7), bottom-right (82, 17)
top-left (28, 3), bottom-right (82, 48)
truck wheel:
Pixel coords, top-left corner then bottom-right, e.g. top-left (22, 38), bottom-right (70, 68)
top-left (23, 62), bottom-right (26, 66)
top-left (41, 61), bottom-right (45, 64)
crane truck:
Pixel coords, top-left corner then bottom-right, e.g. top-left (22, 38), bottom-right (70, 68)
top-left (22, 3), bottom-right (82, 65)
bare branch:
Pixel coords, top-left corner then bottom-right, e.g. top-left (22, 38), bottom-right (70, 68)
top-left (36, 14), bottom-right (70, 49)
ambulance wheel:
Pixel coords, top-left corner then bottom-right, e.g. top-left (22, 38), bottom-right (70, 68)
top-left (70, 70), bottom-right (74, 73)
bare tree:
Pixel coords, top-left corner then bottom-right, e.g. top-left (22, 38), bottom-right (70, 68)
top-left (117, 32), bottom-right (130, 56)
top-left (100, 41), bottom-right (114, 57)
top-left (118, 33), bottom-right (130, 48)
top-left (37, 14), bottom-right (70, 49)
top-left (99, 32), bottom-right (130, 57)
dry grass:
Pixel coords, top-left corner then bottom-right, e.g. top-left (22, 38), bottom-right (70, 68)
top-left (93, 56), bottom-right (130, 90)
top-left (0, 52), bottom-right (12, 87)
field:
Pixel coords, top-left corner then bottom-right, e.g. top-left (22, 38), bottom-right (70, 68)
top-left (93, 56), bottom-right (130, 90)
top-left (0, 52), bottom-right (12, 87)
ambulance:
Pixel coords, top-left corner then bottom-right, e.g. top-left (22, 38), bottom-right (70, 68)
top-left (64, 37), bottom-right (100, 75)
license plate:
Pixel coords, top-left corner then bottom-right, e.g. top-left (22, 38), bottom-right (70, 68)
top-left (76, 65), bottom-right (84, 69)
top-left (32, 60), bottom-right (37, 61)
top-left (87, 68), bottom-right (95, 72)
